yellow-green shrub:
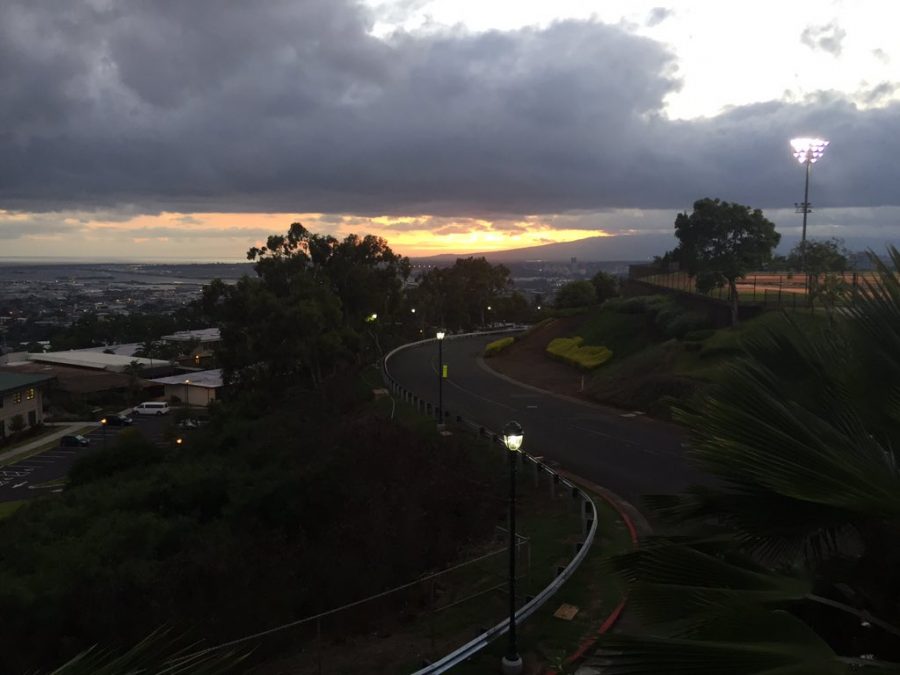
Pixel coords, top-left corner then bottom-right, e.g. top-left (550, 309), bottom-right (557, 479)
top-left (546, 336), bottom-right (613, 370)
top-left (484, 336), bottom-right (515, 357)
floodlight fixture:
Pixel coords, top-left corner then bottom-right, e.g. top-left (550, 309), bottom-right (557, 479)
top-left (790, 137), bottom-right (829, 164)
top-left (789, 136), bottom-right (830, 295)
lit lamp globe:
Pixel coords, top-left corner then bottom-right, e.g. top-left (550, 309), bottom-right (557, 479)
top-left (502, 421), bottom-right (524, 452)
top-left (436, 331), bottom-right (445, 340)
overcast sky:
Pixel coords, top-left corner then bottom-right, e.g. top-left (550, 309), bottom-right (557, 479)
top-left (1, 0), bottom-right (898, 260)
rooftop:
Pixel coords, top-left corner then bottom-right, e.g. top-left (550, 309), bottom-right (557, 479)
top-left (151, 369), bottom-right (223, 389)
top-left (160, 328), bottom-right (220, 343)
top-left (29, 351), bottom-right (162, 372)
top-left (0, 371), bottom-right (55, 394)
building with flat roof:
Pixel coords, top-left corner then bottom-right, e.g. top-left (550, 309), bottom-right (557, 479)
top-left (150, 369), bottom-right (223, 407)
top-left (28, 351), bottom-right (172, 376)
top-left (160, 328), bottom-right (220, 368)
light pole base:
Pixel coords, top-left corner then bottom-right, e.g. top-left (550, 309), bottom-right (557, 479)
top-left (501, 655), bottom-right (523, 675)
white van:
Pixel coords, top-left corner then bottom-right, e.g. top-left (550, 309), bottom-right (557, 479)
top-left (133, 401), bottom-right (171, 416)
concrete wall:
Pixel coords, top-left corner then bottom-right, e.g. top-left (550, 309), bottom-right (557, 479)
top-left (164, 383), bottom-right (217, 407)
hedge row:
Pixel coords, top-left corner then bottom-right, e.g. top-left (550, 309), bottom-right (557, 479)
top-left (546, 337), bottom-right (613, 370)
top-left (484, 336), bottom-right (515, 357)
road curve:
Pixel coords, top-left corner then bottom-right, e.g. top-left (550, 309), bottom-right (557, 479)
top-left (387, 334), bottom-right (703, 504)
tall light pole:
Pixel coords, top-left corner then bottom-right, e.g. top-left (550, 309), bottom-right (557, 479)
top-left (790, 137), bottom-right (829, 289)
top-left (436, 331), bottom-right (445, 426)
top-left (501, 421), bottom-right (524, 675)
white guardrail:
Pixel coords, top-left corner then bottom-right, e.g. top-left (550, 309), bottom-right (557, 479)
top-left (382, 329), bottom-right (600, 674)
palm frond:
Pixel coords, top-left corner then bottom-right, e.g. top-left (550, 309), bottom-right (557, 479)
top-left (46, 629), bottom-right (247, 675)
top-left (596, 609), bottom-right (845, 675)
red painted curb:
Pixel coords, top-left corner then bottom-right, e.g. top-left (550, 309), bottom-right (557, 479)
top-left (543, 478), bottom-right (640, 675)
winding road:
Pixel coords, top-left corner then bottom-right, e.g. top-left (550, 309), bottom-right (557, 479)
top-left (387, 333), bottom-right (703, 505)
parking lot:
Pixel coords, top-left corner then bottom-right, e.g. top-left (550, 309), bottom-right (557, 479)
top-left (0, 413), bottom-right (178, 503)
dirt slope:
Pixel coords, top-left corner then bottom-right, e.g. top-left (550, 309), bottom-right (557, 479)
top-left (486, 316), bottom-right (592, 398)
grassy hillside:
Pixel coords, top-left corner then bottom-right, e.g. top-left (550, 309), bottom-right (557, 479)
top-left (563, 297), bottom-right (826, 417)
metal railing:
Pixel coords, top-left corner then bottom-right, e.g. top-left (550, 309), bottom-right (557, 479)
top-left (382, 329), bottom-right (600, 674)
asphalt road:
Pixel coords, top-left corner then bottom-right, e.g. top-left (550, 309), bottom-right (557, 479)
top-left (0, 414), bottom-right (173, 503)
top-left (387, 334), bottom-right (704, 504)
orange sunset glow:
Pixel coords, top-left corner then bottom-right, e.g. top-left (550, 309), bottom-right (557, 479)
top-left (5, 210), bottom-right (611, 260)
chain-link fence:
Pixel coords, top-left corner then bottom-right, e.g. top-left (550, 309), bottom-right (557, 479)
top-left (634, 270), bottom-right (876, 309)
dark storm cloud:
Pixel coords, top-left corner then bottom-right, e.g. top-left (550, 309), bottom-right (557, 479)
top-left (1, 0), bottom-right (898, 221)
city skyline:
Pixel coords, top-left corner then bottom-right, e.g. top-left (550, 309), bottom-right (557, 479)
top-left (2, 0), bottom-right (899, 260)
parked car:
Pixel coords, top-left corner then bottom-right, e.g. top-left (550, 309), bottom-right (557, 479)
top-left (60, 434), bottom-right (90, 448)
top-left (133, 401), bottom-right (171, 416)
top-left (103, 414), bottom-right (133, 426)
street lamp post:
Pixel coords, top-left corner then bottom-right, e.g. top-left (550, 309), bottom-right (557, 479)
top-left (790, 137), bottom-right (829, 292)
top-left (436, 331), bottom-right (445, 426)
top-left (100, 417), bottom-right (107, 451)
top-left (183, 379), bottom-right (191, 409)
top-left (501, 421), bottom-right (524, 675)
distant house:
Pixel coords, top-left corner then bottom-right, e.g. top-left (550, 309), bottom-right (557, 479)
top-left (0, 372), bottom-right (54, 439)
top-left (161, 328), bottom-right (221, 368)
top-left (150, 369), bottom-right (223, 407)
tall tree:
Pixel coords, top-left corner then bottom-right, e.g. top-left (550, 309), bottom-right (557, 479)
top-left (248, 223), bottom-right (410, 330)
top-left (204, 224), bottom-right (409, 391)
top-left (412, 258), bottom-right (511, 330)
top-left (671, 198), bottom-right (781, 326)
top-left (554, 280), bottom-right (597, 308)
top-left (785, 237), bottom-right (849, 275)
top-left (590, 270), bottom-right (620, 304)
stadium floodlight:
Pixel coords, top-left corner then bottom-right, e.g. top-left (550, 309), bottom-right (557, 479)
top-left (790, 137), bottom-right (829, 164)
top-left (789, 137), bottom-right (829, 292)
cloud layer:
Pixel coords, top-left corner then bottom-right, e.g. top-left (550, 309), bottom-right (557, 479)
top-left (1, 0), bottom-right (899, 226)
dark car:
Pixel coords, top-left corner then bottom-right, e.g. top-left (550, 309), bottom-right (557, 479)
top-left (103, 415), bottom-right (133, 427)
top-left (60, 434), bottom-right (90, 448)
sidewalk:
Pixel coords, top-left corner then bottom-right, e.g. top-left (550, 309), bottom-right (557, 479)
top-left (0, 422), bottom-right (98, 465)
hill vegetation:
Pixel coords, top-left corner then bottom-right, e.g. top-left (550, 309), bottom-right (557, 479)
top-left (0, 382), bottom-right (504, 673)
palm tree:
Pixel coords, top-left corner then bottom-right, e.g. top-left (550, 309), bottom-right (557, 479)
top-left (596, 248), bottom-right (900, 673)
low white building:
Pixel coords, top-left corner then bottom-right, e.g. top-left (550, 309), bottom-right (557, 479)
top-left (150, 369), bottom-right (223, 407)
top-left (28, 351), bottom-right (163, 373)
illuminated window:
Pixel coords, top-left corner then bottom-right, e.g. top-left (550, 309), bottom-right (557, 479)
top-left (13, 392), bottom-right (22, 404)
top-left (26, 388), bottom-right (35, 401)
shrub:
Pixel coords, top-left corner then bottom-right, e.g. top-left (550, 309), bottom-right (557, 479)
top-left (655, 306), bottom-right (711, 338)
top-left (554, 280), bottom-right (597, 309)
top-left (603, 295), bottom-right (669, 314)
top-left (683, 328), bottom-right (716, 342)
top-left (546, 337), bottom-right (613, 370)
top-left (484, 337), bottom-right (514, 357)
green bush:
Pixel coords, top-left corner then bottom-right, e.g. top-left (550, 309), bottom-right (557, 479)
top-left (654, 305), bottom-right (711, 338)
top-left (683, 328), bottom-right (716, 342)
top-left (546, 336), bottom-right (613, 370)
top-left (484, 336), bottom-right (515, 357)
top-left (602, 295), bottom-right (669, 314)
